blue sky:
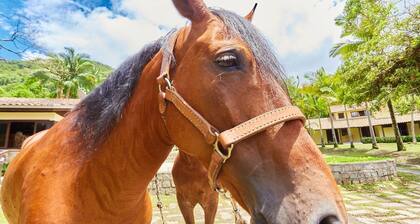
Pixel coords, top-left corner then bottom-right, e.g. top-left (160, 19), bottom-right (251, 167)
top-left (0, 0), bottom-right (344, 78)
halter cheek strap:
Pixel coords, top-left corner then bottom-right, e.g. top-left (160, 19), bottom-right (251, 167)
top-left (157, 31), bottom-right (306, 192)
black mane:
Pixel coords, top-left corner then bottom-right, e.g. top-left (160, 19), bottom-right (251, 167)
top-left (73, 32), bottom-right (172, 149)
top-left (73, 9), bottom-right (287, 149)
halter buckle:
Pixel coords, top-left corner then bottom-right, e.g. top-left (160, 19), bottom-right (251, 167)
top-left (213, 133), bottom-right (234, 163)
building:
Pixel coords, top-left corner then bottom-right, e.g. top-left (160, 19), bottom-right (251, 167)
top-left (0, 98), bottom-right (79, 149)
top-left (307, 104), bottom-right (420, 144)
top-left (1, 97), bottom-right (419, 148)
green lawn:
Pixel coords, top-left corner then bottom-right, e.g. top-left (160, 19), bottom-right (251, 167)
top-left (320, 142), bottom-right (420, 165)
top-left (324, 154), bottom-right (389, 164)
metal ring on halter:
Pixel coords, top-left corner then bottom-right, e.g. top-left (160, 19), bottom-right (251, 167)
top-left (164, 77), bottom-right (173, 89)
top-left (216, 186), bottom-right (228, 194)
top-left (213, 133), bottom-right (234, 163)
top-left (158, 73), bottom-right (172, 93)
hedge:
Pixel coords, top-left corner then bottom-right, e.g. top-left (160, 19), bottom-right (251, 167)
top-left (361, 136), bottom-right (420, 144)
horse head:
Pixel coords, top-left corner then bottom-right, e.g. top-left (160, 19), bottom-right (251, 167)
top-left (160, 0), bottom-right (347, 223)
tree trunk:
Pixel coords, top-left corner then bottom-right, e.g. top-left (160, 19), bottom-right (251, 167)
top-left (329, 108), bottom-right (338, 148)
top-left (365, 102), bottom-right (379, 149)
top-left (387, 100), bottom-right (406, 151)
top-left (318, 115), bottom-right (325, 148)
top-left (308, 119), bottom-right (312, 136)
top-left (344, 105), bottom-right (355, 148)
top-left (411, 95), bottom-right (417, 144)
top-left (57, 86), bottom-right (63, 99)
top-left (65, 88), bottom-right (71, 99)
top-left (411, 109), bottom-right (417, 144)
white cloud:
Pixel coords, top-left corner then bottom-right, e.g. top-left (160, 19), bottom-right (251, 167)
top-left (21, 0), bottom-right (344, 68)
top-left (21, 51), bottom-right (47, 60)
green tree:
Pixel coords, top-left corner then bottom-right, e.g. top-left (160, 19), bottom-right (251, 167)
top-left (332, 0), bottom-right (419, 151)
top-left (395, 94), bottom-right (420, 144)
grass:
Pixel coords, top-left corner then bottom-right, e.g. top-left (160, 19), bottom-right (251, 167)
top-left (324, 154), bottom-right (389, 164)
top-left (320, 142), bottom-right (420, 165)
top-left (397, 164), bottom-right (420, 171)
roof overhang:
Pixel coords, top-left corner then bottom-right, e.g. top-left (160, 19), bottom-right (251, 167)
top-left (0, 112), bottom-right (63, 122)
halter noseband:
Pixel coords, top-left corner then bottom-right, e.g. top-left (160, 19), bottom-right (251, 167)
top-left (157, 31), bottom-right (306, 192)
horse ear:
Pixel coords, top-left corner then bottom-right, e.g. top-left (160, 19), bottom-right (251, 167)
top-left (244, 3), bottom-right (258, 22)
top-left (172, 0), bottom-right (211, 23)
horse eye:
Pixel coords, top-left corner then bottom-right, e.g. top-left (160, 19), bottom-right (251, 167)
top-left (215, 52), bottom-right (239, 68)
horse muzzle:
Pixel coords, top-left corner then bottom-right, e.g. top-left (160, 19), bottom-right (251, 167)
top-left (250, 210), bottom-right (343, 224)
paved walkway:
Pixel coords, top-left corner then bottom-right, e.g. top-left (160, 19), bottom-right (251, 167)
top-left (343, 182), bottom-right (420, 224)
top-left (150, 151), bottom-right (420, 223)
top-left (150, 180), bottom-right (420, 224)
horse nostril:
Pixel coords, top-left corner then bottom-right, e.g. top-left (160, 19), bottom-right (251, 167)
top-left (319, 215), bottom-right (341, 224)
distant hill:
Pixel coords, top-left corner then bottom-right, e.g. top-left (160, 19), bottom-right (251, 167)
top-left (0, 59), bottom-right (113, 98)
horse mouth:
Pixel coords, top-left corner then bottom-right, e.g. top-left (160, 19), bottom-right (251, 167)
top-left (250, 214), bottom-right (343, 224)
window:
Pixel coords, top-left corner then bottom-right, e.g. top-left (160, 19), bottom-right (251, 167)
top-left (351, 110), bottom-right (367, 117)
top-left (398, 123), bottom-right (409, 136)
top-left (338, 113), bottom-right (345, 119)
top-left (35, 122), bottom-right (53, 133)
top-left (351, 112), bottom-right (359, 117)
top-left (8, 122), bottom-right (34, 148)
top-left (0, 123), bottom-right (8, 148)
top-left (341, 128), bottom-right (348, 136)
top-left (361, 126), bottom-right (374, 137)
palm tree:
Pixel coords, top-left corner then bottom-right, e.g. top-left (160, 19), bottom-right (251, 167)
top-left (334, 84), bottom-right (355, 148)
top-left (287, 77), bottom-right (317, 138)
top-left (310, 68), bottom-right (339, 148)
top-left (33, 47), bottom-right (95, 98)
top-left (308, 95), bottom-right (329, 148)
top-left (329, 1), bottom-right (377, 60)
top-left (329, 40), bottom-right (365, 59)
top-left (60, 47), bottom-right (95, 98)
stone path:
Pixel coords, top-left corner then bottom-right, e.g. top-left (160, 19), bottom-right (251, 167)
top-left (150, 180), bottom-right (420, 224)
top-left (149, 151), bottom-right (420, 223)
top-left (342, 181), bottom-right (420, 224)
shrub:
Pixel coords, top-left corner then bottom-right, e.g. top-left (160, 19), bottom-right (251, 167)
top-left (1, 163), bottom-right (8, 176)
top-left (361, 136), bottom-right (420, 144)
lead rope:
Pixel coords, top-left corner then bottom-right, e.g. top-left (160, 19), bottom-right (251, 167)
top-left (222, 192), bottom-right (247, 224)
top-left (153, 175), bottom-right (166, 224)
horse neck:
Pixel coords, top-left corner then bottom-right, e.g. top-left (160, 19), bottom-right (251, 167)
top-left (81, 52), bottom-right (173, 197)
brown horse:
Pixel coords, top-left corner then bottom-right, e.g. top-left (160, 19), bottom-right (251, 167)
top-left (172, 150), bottom-right (247, 224)
top-left (1, 0), bottom-right (347, 223)
top-left (172, 6), bottom-right (255, 224)
top-left (172, 151), bottom-right (219, 224)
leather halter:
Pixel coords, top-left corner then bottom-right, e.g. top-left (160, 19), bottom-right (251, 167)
top-left (157, 31), bottom-right (306, 192)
